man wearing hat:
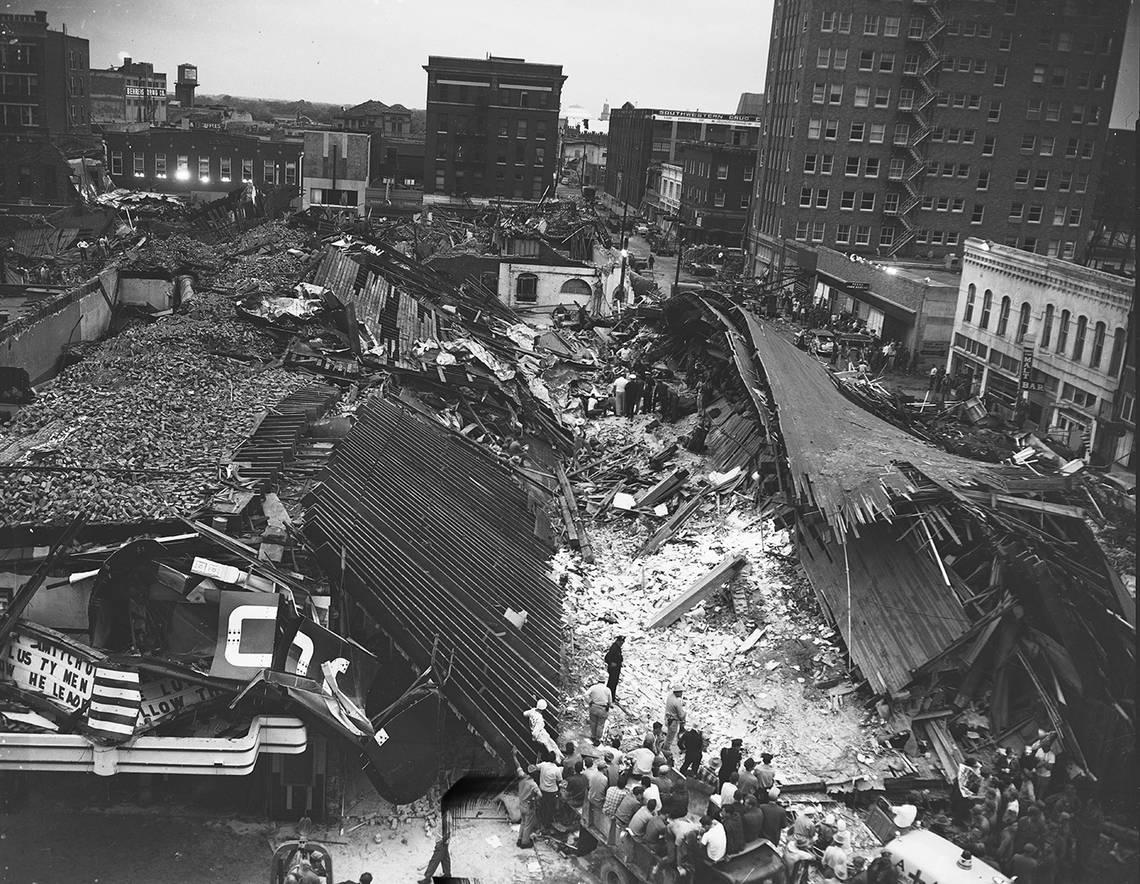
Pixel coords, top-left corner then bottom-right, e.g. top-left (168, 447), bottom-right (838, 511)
top-left (664, 685), bottom-right (686, 755)
top-left (584, 677), bottom-right (613, 743)
top-left (584, 755), bottom-right (608, 828)
top-left (514, 760), bottom-right (541, 848)
top-left (524, 699), bottom-right (562, 762)
top-left (822, 828), bottom-right (851, 880)
top-left (678, 723), bottom-right (705, 776)
top-left (719, 738), bottom-right (744, 787)
top-left (756, 752), bottom-right (777, 793)
top-left (758, 787), bottom-right (787, 846)
top-left (604, 635), bottom-right (625, 702)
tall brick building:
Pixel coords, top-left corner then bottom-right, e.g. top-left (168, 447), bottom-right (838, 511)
top-left (422, 55), bottom-right (565, 205)
top-left (0, 9), bottom-right (90, 136)
top-left (748, 0), bottom-right (1130, 273)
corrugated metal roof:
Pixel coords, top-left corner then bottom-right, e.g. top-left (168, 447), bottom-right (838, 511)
top-left (798, 519), bottom-right (970, 694)
top-left (304, 396), bottom-right (563, 762)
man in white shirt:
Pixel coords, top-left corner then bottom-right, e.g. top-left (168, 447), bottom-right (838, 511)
top-left (699, 815), bottom-right (727, 863)
top-left (629, 743), bottom-right (656, 777)
top-left (720, 771), bottom-right (739, 807)
top-left (584, 679), bottom-right (613, 743)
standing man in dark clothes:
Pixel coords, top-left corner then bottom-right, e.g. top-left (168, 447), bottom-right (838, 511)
top-left (678, 724), bottom-right (704, 776)
top-left (719, 738), bottom-right (744, 786)
top-left (642, 372), bottom-right (656, 414)
top-left (604, 636), bottom-right (625, 703)
top-left (625, 374), bottom-right (644, 418)
top-left (757, 787), bottom-right (787, 844)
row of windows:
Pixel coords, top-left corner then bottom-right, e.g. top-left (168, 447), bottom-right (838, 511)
top-left (109, 151), bottom-right (296, 185)
top-left (808, 119), bottom-right (913, 144)
top-left (1007, 203), bottom-right (1084, 226)
top-left (1026, 100), bottom-right (1103, 125)
top-left (1017, 134), bottom-right (1097, 159)
top-left (961, 286), bottom-right (1127, 375)
top-left (913, 230), bottom-right (964, 247)
top-left (431, 83), bottom-right (553, 109)
top-left (794, 221), bottom-right (897, 247)
top-left (0, 103), bottom-right (37, 127)
top-left (435, 115), bottom-right (550, 140)
top-left (798, 188), bottom-right (879, 211)
top-left (803, 154), bottom-right (892, 178)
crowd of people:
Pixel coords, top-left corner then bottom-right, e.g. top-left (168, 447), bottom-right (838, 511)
top-left (515, 650), bottom-right (892, 883)
top-left (940, 738), bottom-right (1125, 883)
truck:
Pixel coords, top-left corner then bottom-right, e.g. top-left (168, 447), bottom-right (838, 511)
top-left (579, 805), bottom-right (786, 884)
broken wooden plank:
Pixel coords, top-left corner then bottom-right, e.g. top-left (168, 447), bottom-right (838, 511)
top-left (646, 552), bottom-right (748, 628)
top-left (635, 487), bottom-right (711, 559)
top-left (636, 468), bottom-right (689, 509)
top-left (557, 462), bottom-right (594, 564)
top-left (736, 626), bottom-right (768, 655)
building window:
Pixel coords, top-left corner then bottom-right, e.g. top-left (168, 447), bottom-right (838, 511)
top-left (803, 154), bottom-right (818, 174)
top-left (154, 153), bottom-right (166, 177)
top-left (242, 159), bottom-right (253, 182)
top-left (879, 53), bottom-right (895, 73)
top-left (859, 50), bottom-right (874, 71)
top-left (1107, 327), bottom-right (1126, 376)
top-left (1090, 322), bottom-right (1106, 368)
top-left (808, 119), bottom-right (822, 139)
top-left (218, 156), bottom-right (231, 182)
top-left (979, 289), bottom-right (993, 329)
top-left (860, 192), bottom-right (875, 211)
top-left (517, 120), bottom-right (527, 139)
top-left (1056, 309), bottom-right (1071, 353)
top-left (836, 224), bottom-right (851, 244)
top-left (864, 14), bottom-right (879, 35)
top-left (515, 272), bottom-right (538, 303)
top-left (1072, 315), bottom-right (1088, 361)
top-left (263, 160), bottom-right (275, 184)
top-left (285, 160), bottom-right (297, 185)
top-left (1009, 202), bottom-right (1024, 221)
top-left (874, 87), bottom-right (891, 108)
top-left (824, 120), bottom-right (839, 140)
top-left (907, 17), bottom-right (925, 39)
top-left (834, 49), bottom-right (848, 70)
top-left (854, 86), bottom-right (870, 108)
top-left (820, 155), bottom-right (833, 174)
top-left (815, 188), bottom-right (829, 208)
top-left (714, 191), bottom-right (726, 207)
top-left (865, 158), bottom-right (880, 178)
top-left (893, 123), bottom-right (909, 145)
top-left (740, 193), bottom-right (750, 209)
top-left (198, 156), bottom-right (210, 181)
top-left (1027, 205), bottom-right (1043, 224)
top-left (1041, 304), bottom-right (1054, 347)
top-left (1067, 208), bottom-right (1083, 226)
top-left (829, 84), bottom-right (843, 104)
top-left (795, 221), bottom-right (810, 241)
top-left (177, 155), bottom-right (190, 180)
top-left (743, 166), bottom-right (753, 182)
top-left (888, 158), bottom-right (905, 180)
top-left (817, 48), bottom-right (831, 68)
top-left (841, 190), bottom-right (856, 210)
top-left (716, 163), bottom-right (728, 180)
top-left (1033, 170), bottom-right (1049, 189)
top-left (971, 204), bottom-right (985, 224)
top-left (964, 284), bottom-right (976, 322)
top-left (130, 153), bottom-right (144, 177)
top-left (879, 227), bottom-right (895, 247)
top-left (996, 296), bottom-right (1011, 336)
top-left (884, 16), bottom-right (900, 37)
top-left (854, 225), bottom-right (871, 246)
top-left (987, 101), bottom-right (1002, 122)
top-left (812, 221), bottom-right (826, 242)
top-left (800, 187), bottom-right (813, 207)
top-left (111, 151), bottom-right (123, 175)
top-left (821, 11), bottom-right (836, 31)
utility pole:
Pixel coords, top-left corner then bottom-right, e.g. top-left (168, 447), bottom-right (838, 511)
top-left (673, 224), bottom-right (685, 295)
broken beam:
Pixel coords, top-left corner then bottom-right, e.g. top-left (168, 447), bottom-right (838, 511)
top-left (646, 552), bottom-right (748, 628)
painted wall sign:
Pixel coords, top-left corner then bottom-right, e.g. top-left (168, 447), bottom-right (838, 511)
top-left (0, 627), bottom-right (99, 714)
top-left (125, 86), bottom-right (166, 98)
top-left (137, 677), bottom-right (230, 730)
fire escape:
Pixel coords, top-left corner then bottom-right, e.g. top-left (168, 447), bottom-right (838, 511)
top-left (888, 0), bottom-right (946, 256)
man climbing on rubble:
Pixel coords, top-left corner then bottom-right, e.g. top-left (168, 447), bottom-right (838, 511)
top-left (523, 700), bottom-right (562, 762)
top-left (664, 685), bottom-right (686, 755)
top-left (719, 738), bottom-right (744, 786)
top-left (584, 677), bottom-right (613, 743)
top-left (604, 635), bottom-right (625, 702)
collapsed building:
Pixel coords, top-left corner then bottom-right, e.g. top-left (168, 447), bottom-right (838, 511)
top-left (0, 186), bottom-right (1134, 844)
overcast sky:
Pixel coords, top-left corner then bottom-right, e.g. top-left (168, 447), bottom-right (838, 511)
top-left (25, 0), bottom-right (774, 116)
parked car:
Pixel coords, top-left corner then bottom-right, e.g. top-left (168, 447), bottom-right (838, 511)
top-left (809, 329), bottom-right (837, 356)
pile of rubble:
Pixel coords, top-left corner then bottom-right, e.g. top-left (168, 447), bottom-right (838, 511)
top-left (555, 414), bottom-right (873, 782)
top-left (0, 305), bottom-right (309, 524)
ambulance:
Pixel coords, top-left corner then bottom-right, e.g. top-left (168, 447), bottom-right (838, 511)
top-left (881, 828), bottom-right (1012, 884)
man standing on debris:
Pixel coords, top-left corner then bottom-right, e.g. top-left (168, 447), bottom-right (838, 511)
top-left (625, 373), bottom-right (644, 418)
top-left (756, 753), bottom-right (777, 793)
top-left (514, 759), bottom-right (541, 849)
top-left (664, 685), bottom-right (686, 755)
top-left (604, 635), bottom-right (625, 702)
top-left (584, 677), bottom-right (613, 743)
top-left (678, 723), bottom-right (705, 776)
top-left (536, 751), bottom-right (563, 832)
top-left (613, 373), bottom-right (629, 417)
top-left (719, 738), bottom-right (744, 786)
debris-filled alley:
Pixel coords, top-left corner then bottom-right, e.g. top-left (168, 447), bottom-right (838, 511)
top-left (1, 185), bottom-right (1135, 884)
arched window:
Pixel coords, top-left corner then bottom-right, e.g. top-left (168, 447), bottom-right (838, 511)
top-left (964, 283), bottom-right (976, 322)
top-left (1015, 302), bottom-right (1031, 343)
top-left (1056, 309), bottom-right (1071, 353)
top-left (559, 278), bottom-right (593, 297)
top-left (1041, 304), bottom-right (1054, 348)
top-left (979, 289), bottom-right (993, 329)
top-left (516, 272), bottom-right (539, 303)
top-left (1090, 321), bottom-right (1107, 368)
top-left (996, 295), bottom-right (1011, 336)
top-left (1108, 326), bottom-right (1126, 376)
top-left (1072, 315), bottom-right (1088, 361)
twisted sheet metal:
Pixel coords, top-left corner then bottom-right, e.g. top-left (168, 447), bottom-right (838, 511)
top-left (304, 396), bottom-right (563, 762)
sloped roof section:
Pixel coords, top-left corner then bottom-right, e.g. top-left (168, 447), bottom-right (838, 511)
top-left (304, 396), bottom-right (563, 762)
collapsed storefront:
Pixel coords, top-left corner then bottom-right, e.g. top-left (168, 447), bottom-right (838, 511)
top-left (643, 291), bottom-right (1136, 796)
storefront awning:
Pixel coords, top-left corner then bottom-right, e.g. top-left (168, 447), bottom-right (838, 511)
top-left (819, 273), bottom-right (916, 322)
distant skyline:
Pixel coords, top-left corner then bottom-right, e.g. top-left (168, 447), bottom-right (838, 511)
top-left (22, 0), bottom-right (774, 117)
